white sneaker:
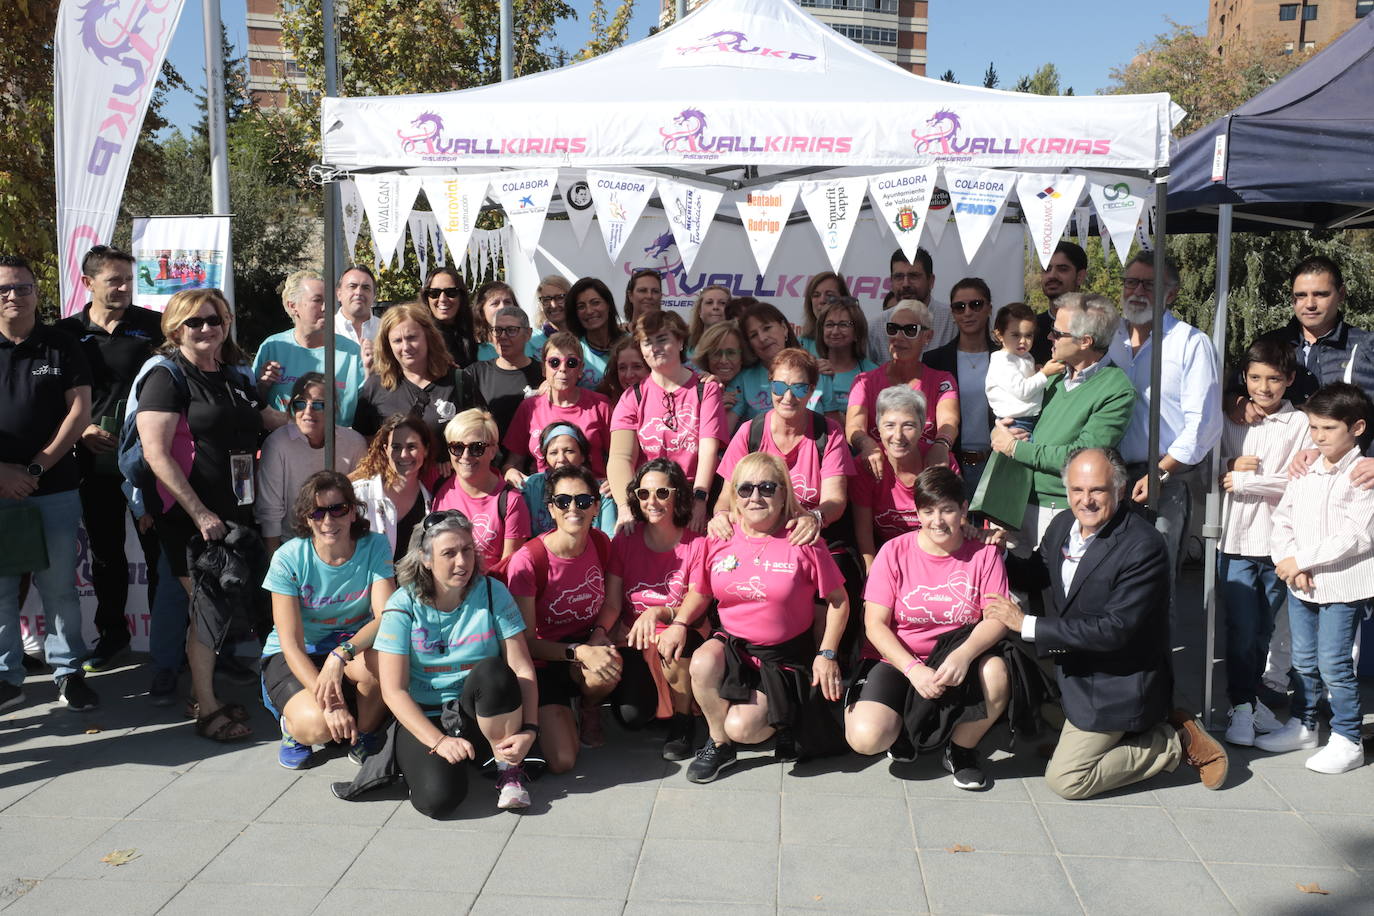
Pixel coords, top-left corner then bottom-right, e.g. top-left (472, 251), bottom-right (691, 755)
top-left (1252, 700), bottom-right (1282, 734)
top-left (1253, 718), bottom-right (1319, 753)
top-left (1225, 704), bottom-right (1256, 746)
top-left (1305, 734), bottom-right (1365, 774)
top-left (495, 765), bottom-right (530, 810)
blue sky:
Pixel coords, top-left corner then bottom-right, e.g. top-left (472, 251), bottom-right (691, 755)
top-left (159, 0), bottom-right (1205, 131)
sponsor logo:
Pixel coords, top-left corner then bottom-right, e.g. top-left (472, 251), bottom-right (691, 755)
top-left (1036, 185), bottom-right (1061, 200)
top-left (565, 180), bottom-right (593, 212)
top-left (1099, 181), bottom-right (1136, 210)
top-left (396, 111), bottom-right (587, 162)
top-left (912, 109), bottom-right (1111, 159)
top-left (954, 203), bottom-right (998, 216)
top-left (899, 572), bottom-right (978, 626)
top-left (674, 30), bottom-right (817, 63)
top-left (658, 108), bottom-right (851, 161)
top-left (31, 365), bottom-right (62, 376)
top-left (893, 207), bottom-right (919, 233)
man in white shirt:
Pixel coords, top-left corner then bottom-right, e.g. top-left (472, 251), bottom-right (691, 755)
top-left (867, 248), bottom-right (952, 362)
top-left (1107, 253), bottom-right (1222, 588)
top-left (334, 265), bottom-right (379, 372)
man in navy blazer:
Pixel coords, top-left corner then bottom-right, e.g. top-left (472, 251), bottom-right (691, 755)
top-left (985, 447), bottom-right (1228, 798)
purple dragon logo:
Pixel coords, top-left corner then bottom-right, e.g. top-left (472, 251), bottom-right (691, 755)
top-left (642, 231), bottom-right (683, 277)
top-left (912, 109), bottom-right (961, 155)
top-left (397, 112), bottom-right (445, 153)
top-left (78, 0), bottom-right (152, 64)
top-left (675, 30), bottom-right (818, 63)
top-left (660, 108), bottom-right (710, 154)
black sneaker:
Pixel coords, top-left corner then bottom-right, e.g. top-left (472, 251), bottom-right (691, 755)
top-left (685, 737), bottom-right (737, 784)
top-left (0, 682), bottom-right (25, 713)
top-left (942, 742), bottom-right (987, 790)
top-left (148, 668), bottom-right (178, 707)
top-left (886, 731), bottom-right (917, 763)
top-left (773, 726), bottom-right (799, 764)
top-left (81, 634), bottom-right (131, 673)
top-left (662, 714), bottom-right (696, 761)
top-left (57, 674), bottom-right (100, 712)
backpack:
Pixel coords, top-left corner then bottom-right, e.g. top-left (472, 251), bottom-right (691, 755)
top-left (490, 527), bottom-right (611, 599)
top-left (746, 408), bottom-right (833, 454)
top-left (478, 484), bottom-right (519, 580)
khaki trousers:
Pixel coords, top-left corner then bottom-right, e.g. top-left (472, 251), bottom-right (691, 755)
top-left (1044, 718), bottom-right (1182, 800)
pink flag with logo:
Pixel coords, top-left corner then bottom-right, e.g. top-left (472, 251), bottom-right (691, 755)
top-left (56, 0), bottom-right (189, 316)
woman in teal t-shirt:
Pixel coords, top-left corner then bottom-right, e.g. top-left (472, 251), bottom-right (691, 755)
top-left (374, 510), bottom-right (540, 817)
top-left (261, 470), bottom-right (396, 770)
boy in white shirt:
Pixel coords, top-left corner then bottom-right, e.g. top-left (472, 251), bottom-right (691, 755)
top-left (1217, 341), bottom-right (1308, 746)
top-left (1258, 382), bottom-right (1374, 774)
top-left (984, 303), bottom-right (1062, 432)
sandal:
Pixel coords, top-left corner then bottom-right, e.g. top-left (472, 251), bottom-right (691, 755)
top-left (185, 700), bottom-right (251, 723)
top-left (196, 705), bottom-right (254, 743)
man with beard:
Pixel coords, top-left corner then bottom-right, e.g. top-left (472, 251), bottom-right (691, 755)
top-left (867, 248), bottom-right (954, 362)
top-left (1107, 254), bottom-right (1222, 597)
top-left (1032, 242), bottom-right (1087, 365)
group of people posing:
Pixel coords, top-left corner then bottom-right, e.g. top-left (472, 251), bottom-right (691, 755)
top-left (0, 240), bottom-right (1369, 821)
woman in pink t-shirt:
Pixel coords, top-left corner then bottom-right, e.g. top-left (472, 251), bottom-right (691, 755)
top-left (595, 459), bottom-right (703, 760)
top-left (845, 467), bottom-right (1011, 790)
top-left (845, 301), bottom-right (960, 479)
top-left (608, 310), bottom-right (728, 535)
top-left (853, 385), bottom-right (932, 569)
top-left (431, 409), bottom-right (530, 571)
top-left (502, 332), bottom-right (612, 482)
top-left (506, 464), bottom-right (619, 773)
top-left (658, 453), bottom-right (849, 784)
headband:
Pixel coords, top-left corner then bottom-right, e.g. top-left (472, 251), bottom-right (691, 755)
top-left (540, 423), bottom-right (583, 451)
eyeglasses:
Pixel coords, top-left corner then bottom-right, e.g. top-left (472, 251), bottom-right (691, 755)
top-left (822, 320), bottom-right (854, 331)
top-left (1121, 277), bottom-right (1155, 293)
top-left (423, 287), bottom-right (462, 300)
top-left (0, 283), bottom-right (35, 299)
top-left (447, 440), bottom-right (489, 458)
top-left (735, 481), bottom-right (780, 499)
top-left (546, 355), bottom-right (581, 370)
top-left (290, 399), bottom-right (326, 413)
top-left (538, 293), bottom-right (566, 305)
top-left (634, 486), bottom-right (673, 502)
top-left (550, 492), bottom-right (597, 511)
top-left (887, 322), bottom-right (928, 339)
top-left (662, 389), bottom-right (679, 431)
top-left (307, 502), bottom-right (351, 521)
top-left (1046, 328), bottom-right (1078, 341)
top-left (770, 380), bottom-right (812, 400)
top-left (492, 325), bottom-right (526, 337)
top-left (421, 509), bottom-right (472, 532)
top-left (182, 313), bottom-right (225, 330)
top-left (950, 299), bottom-right (987, 313)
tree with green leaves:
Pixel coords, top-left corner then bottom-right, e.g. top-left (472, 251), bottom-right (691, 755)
top-left (939, 68), bottom-right (957, 82)
top-left (982, 61), bottom-right (998, 89)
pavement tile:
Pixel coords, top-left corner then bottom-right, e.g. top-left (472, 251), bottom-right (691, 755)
top-left (918, 850), bottom-right (1080, 914)
top-left (0, 816), bottom-right (119, 879)
top-left (659, 749), bottom-right (783, 792)
top-left (1259, 764), bottom-right (1374, 815)
top-left (52, 818), bottom-right (242, 883)
top-left (1170, 809), bottom-right (1340, 867)
top-left (128, 767), bottom-right (297, 822)
top-left (1299, 813), bottom-right (1374, 872)
top-left (1022, 771), bottom-right (1160, 807)
top-left (630, 837), bottom-right (777, 905)
top-left (316, 887), bottom-right (468, 910)
top-left (0, 765), bottom-right (57, 815)
top-left (0, 877), bottom-right (180, 915)
top-left (256, 774), bottom-right (400, 827)
top-left (778, 843), bottom-right (925, 911)
top-left (484, 833), bottom-right (640, 900)
top-left (782, 754), bottom-right (908, 797)
top-left (780, 791), bottom-right (912, 848)
top-left (473, 894), bottom-right (624, 914)
top-left (909, 799), bottom-right (1054, 854)
top-left (1059, 856), bottom-right (1233, 915)
top-left (160, 880), bottom-right (329, 915)
top-left (383, 790), bottom-right (521, 832)
top-left (338, 827), bottom-right (506, 892)
top-left (1038, 803), bottom-right (1196, 860)
top-left (544, 745), bottom-right (670, 791)
top-left (625, 903), bottom-right (771, 916)
top-left (2, 764), bottom-right (177, 819)
top-left (899, 755), bottom-right (1034, 802)
top-left (1206, 863), bottom-right (1372, 914)
top-left (195, 821), bottom-right (376, 887)
top-left (518, 785), bottom-right (656, 838)
top-left (648, 788), bottom-right (779, 842)
top-left (1148, 764), bottom-right (1292, 811)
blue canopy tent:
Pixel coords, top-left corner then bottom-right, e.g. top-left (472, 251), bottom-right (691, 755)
top-left (1167, 14), bottom-right (1374, 725)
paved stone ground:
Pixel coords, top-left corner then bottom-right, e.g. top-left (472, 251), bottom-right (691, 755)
top-left (1, 570), bottom-right (1372, 914)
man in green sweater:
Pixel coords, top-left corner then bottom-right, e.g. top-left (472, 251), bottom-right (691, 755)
top-left (977, 293), bottom-right (1137, 555)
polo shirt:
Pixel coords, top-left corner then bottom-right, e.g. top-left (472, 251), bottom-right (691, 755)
top-left (0, 324), bottom-right (92, 495)
top-left (55, 303), bottom-right (164, 424)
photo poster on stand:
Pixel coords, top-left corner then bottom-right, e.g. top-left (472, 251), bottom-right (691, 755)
top-left (516, 213), bottom-right (1026, 330)
top-left (130, 216), bottom-right (231, 312)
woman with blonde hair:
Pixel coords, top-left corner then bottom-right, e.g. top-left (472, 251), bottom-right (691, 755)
top-left (432, 408), bottom-right (529, 571)
top-left (687, 284), bottom-right (732, 351)
top-left (535, 275), bottom-right (572, 336)
top-left (692, 320), bottom-right (753, 432)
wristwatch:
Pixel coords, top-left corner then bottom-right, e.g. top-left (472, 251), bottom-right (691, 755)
top-left (337, 640), bottom-right (357, 661)
top-left (520, 722), bottom-right (541, 737)
top-left (565, 642), bottom-right (582, 662)
top-left (693, 488), bottom-right (708, 502)
top-left (25, 463), bottom-right (43, 478)
top-left (815, 649), bottom-right (837, 661)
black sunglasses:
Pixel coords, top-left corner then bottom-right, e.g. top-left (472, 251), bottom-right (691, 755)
top-left (421, 509), bottom-right (471, 532)
top-left (1047, 328), bottom-right (1078, 341)
top-left (550, 493), bottom-right (597, 511)
top-left (886, 322), bottom-right (927, 339)
top-left (634, 486), bottom-right (673, 502)
top-left (546, 356), bottom-right (582, 370)
top-left (447, 440), bottom-right (489, 458)
top-left (182, 313), bottom-right (225, 330)
top-left (735, 481), bottom-right (781, 498)
top-left (307, 502), bottom-right (351, 521)
top-left (290, 399), bottom-right (326, 413)
top-left (950, 299), bottom-right (987, 313)
top-left (423, 287), bottom-right (462, 300)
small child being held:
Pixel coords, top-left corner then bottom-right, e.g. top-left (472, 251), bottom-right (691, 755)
top-left (1217, 340), bottom-right (1309, 747)
top-left (984, 302), bottom-right (1063, 432)
top-left (1259, 382), bottom-right (1374, 774)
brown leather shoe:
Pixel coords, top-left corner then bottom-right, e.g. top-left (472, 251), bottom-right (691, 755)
top-left (1171, 710), bottom-right (1228, 790)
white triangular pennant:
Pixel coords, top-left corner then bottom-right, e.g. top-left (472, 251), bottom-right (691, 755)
top-left (556, 174), bottom-right (597, 246)
top-left (1099, 214), bottom-right (1113, 261)
top-left (923, 180), bottom-right (954, 248)
top-left (428, 216), bottom-right (446, 265)
top-left (658, 178), bottom-right (724, 274)
top-left (491, 169), bottom-right (557, 254)
top-left (588, 171), bottom-right (656, 262)
top-left (1136, 203), bottom-right (1157, 253)
top-left (353, 174), bottom-right (421, 271)
top-left (1084, 171), bottom-right (1151, 267)
top-left (421, 175), bottom-right (488, 269)
top-left (338, 179), bottom-right (364, 260)
top-left (867, 168), bottom-right (937, 265)
top-left (1015, 173), bottom-right (1086, 269)
top-left (408, 211), bottom-right (434, 282)
top-left (1075, 205), bottom-right (1093, 250)
top-left (734, 183), bottom-right (800, 276)
top-left (943, 168), bottom-right (1015, 263)
top-left (799, 177), bottom-right (867, 273)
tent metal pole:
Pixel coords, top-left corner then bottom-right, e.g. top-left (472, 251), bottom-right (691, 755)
top-left (500, 0), bottom-right (513, 82)
top-left (1147, 172), bottom-right (1168, 512)
top-left (677, 0), bottom-right (687, 21)
top-left (202, 0), bottom-right (234, 331)
top-left (1201, 203), bottom-right (1234, 730)
top-left (322, 0), bottom-right (340, 470)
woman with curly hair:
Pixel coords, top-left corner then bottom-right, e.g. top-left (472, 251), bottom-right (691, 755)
top-left (350, 414), bottom-right (435, 562)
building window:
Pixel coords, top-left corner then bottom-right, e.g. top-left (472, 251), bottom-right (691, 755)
top-left (1283, 41), bottom-right (1295, 54)
top-left (1303, 3), bottom-right (1318, 19)
top-left (1302, 40), bottom-right (1316, 49)
top-left (830, 23), bottom-right (897, 46)
top-left (1359, 0), bottom-right (1373, 18)
top-left (1278, 3), bottom-right (1297, 19)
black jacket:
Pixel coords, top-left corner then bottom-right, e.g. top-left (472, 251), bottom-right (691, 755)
top-left (1030, 503), bottom-right (1173, 734)
top-left (923, 334), bottom-right (998, 453)
top-left (1253, 315), bottom-right (1374, 407)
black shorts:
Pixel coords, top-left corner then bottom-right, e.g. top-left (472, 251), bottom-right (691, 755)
top-left (536, 661), bottom-right (579, 708)
top-left (261, 651), bottom-right (358, 716)
top-left (848, 657), bottom-right (912, 714)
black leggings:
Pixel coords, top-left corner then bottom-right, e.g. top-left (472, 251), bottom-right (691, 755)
top-left (610, 649), bottom-right (658, 730)
top-left (394, 656), bottom-right (523, 819)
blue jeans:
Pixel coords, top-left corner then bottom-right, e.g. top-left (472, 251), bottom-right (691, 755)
top-left (1288, 596), bottom-right (1367, 743)
top-left (0, 490), bottom-right (87, 683)
top-left (147, 551), bottom-right (189, 672)
top-left (1219, 553), bottom-right (1286, 707)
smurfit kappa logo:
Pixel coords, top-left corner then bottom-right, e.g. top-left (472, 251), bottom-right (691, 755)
top-left (912, 109), bottom-right (1113, 157)
top-left (674, 30), bottom-right (818, 63)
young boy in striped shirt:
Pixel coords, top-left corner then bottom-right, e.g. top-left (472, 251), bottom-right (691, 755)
top-left (1218, 341), bottom-right (1308, 747)
top-left (1259, 382), bottom-right (1374, 774)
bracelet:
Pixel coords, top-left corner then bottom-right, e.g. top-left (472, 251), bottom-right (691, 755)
top-left (330, 649), bottom-right (349, 664)
top-left (428, 735), bottom-right (446, 755)
top-left (932, 436), bottom-right (953, 449)
top-left (668, 620), bottom-right (688, 628)
top-left (902, 657), bottom-right (922, 676)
